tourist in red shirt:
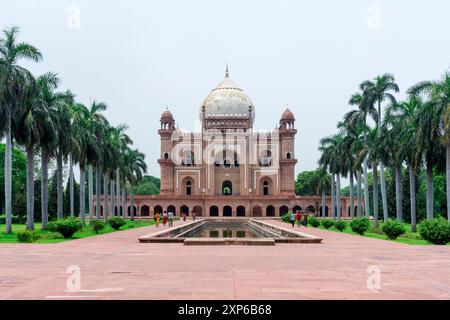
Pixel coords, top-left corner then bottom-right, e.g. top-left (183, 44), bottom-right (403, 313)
top-left (296, 211), bottom-right (302, 227)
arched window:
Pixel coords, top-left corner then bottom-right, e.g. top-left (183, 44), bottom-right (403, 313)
top-left (286, 152), bottom-right (291, 159)
top-left (222, 181), bottom-right (232, 196)
top-left (182, 151), bottom-right (194, 166)
top-left (186, 180), bottom-right (192, 196)
top-left (259, 150), bottom-right (272, 167)
top-left (164, 152), bottom-right (169, 160)
top-left (263, 180), bottom-right (269, 196)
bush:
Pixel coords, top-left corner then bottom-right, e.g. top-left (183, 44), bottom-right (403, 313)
top-left (309, 216), bottom-right (320, 228)
top-left (17, 230), bottom-right (40, 243)
top-left (334, 220), bottom-right (347, 232)
top-left (90, 220), bottom-right (105, 234)
top-left (321, 219), bottom-right (334, 229)
top-left (109, 217), bottom-right (126, 230)
top-left (418, 217), bottom-right (450, 245)
top-left (382, 219), bottom-right (406, 240)
top-left (281, 212), bottom-right (292, 223)
top-left (47, 218), bottom-right (83, 238)
top-left (350, 217), bottom-right (370, 235)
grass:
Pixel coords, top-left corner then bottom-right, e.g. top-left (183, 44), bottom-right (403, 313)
top-left (0, 219), bottom-right (156, 244)
top-left (286, 219), bottom-right (446, 245)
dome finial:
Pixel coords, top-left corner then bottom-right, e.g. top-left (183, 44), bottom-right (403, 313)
top-left (225, 63), bottom-right (229, 78)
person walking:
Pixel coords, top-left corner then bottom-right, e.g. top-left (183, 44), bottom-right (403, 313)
top-left (303, 213), bottom-right (309, 228)
top-left (168, 210), bottom-right (174, 227)
top-left (162, 211), bottom-right (168, 227)
top-left (296, 210), bottom-right (302, 227)
top-left (192, 211), bottom-right (196, 221)
top-left (155, 212), bottom-right (160, 227)
top-left (290, 212), bottom-right (296, 228)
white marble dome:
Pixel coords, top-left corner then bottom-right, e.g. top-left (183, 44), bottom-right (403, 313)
top-left (200, 71), bottom-right (255, 123)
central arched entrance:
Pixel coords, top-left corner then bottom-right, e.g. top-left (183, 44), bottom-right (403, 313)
top-left (266, 205), bottom-right (275, 217)
top-left (181, 205), bottom-right (189, 216)
top-left (223, 206), bottom-right (232, 217)
top-left (237, 206), bottom-right (246, 217)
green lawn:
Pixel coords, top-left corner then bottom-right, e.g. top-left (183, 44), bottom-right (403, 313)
top-left (286, 219), bottom-right (441, 245)
top-left (0, 219), bottom-right (156, 244)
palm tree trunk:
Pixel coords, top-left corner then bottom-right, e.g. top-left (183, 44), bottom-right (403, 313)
top-left (110, 178), bottom-right (114, 219)
top-left (395, 164), bottom-right (403, 221)
top-left (88, 165), bottom-right (93, 222)
top-left (363, 158), bottom-right (370, 218)
top-left (409, 165), bottom-right (417, 232)
top-left (447, 145), bottom-right (450, 222)
top-left (130, 187), bottom-right (135, 221)
top-left (111, 178), bottom-right (115, 216)
top-left (116, 169), bottom-right (120, 211)
top-left (79, 166), bottom-right (85, 225)
top-left (41, 149), bottom-right (49, 229)
top-left (56, 150), bottom-right (63, 219)
top-left (122, 185), bottom-right (126, 219)
top-left (380, 162), bottom-right (388, 221)
top-left (426, 163), bottom-right (434, 219)
top-left (373, 162), bottom-right (379, 228)
top-left (95, 166), bottom-right (101, 220)
top-left (26, 146), bottom-right (35, 230)
top-left (336, 174), bottom-right (341, 220)
top-left (321, 189), bottom-right (325, 218)
top-left (103, 174), bottom-right (109, 222)
top-left (349, 170), bottom-right (355, 219)
top-left (357, 170), bottom-right (362, 217)
top-left (4, 107), bottom-right (13, 234)
top-left (69, 154), bottom-right (74, 217)
top-left (331, 174), bottom-right (335, 219)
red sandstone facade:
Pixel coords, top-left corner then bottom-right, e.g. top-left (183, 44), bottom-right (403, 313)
top-left (94, 70), bottom-right (358, 218)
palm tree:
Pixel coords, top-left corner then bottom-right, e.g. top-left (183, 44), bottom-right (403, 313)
top-left (123, 148), bottom-right (147, 220)
top-left (389, 96), bottom-right (422, 230)
top-left (319, 134), bottom-right (343, 219)
top-left (54, 91), bottom-right (74, 219)
top-left (0, 26), bottom-right (42, 233)
top-left (348, 91), bottom-right (377, 218)
top-left (32, 73), bottom-right (61, 229)
top-left (409, 71), bottom-right (450, 220)
top-left (311, 168), bottom-right (331, 218)
top-left (362, 74), bottom-right (400, 220)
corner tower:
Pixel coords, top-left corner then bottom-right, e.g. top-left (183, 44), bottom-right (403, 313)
top-left (158, 108), bottom-right (175, 195)
top-left (279, 108), bottom-right (297, 195)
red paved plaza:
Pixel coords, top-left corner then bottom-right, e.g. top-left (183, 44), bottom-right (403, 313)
top-left (1, 220), bottom-right (450, 300)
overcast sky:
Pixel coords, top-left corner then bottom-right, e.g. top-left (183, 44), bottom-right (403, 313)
top-left (1, 0), bottom-right (449, 182)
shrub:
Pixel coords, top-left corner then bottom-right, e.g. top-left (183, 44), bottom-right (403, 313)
top-left (382, 219), bottom-right (406, 240)
top-left (90, 220), bottom-right (105, 234)
top-left (47, 218), bottom-right (83, 238)
top-left (334, 220), bottom-right (347, 232)
top-left (309, 216), bottom-right (320, 228)
top-left (321, 219), bottom-right (334, 229)
top-left (281, 212), bottom-right (293, 223)
top-left (17, 230), bottom-right (40, 243)
top-left (109, 217), bottom-right (126, 230)
top-left (350, 217), bottom-right (370, 235)
top-left (418, 217), bottom-right (450, 245)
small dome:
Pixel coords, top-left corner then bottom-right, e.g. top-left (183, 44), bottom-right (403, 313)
top-left (200, 69), bottom-right (255, 123)
top-left (281, 108), bottom-right (295, 120)
top-left (161, 108), bottom-right (174, 121)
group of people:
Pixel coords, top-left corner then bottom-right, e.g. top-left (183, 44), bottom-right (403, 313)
top-left (290, 210), bottom-right (310, 228)
top-left (154, 211), bottom-right (196, 227)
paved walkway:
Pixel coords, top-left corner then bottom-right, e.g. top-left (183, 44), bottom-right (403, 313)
top-left (1, 220), bottom-right (450, 300)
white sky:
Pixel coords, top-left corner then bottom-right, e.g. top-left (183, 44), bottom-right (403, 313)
top-left (1, 0), bottom-right (450, 183)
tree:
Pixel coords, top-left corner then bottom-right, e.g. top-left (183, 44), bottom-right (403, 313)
top-left (123, 149), bottom-right (147, 220)
top-left (362, 74), bottom-right (400, 221)
top-left (310, 168), bottom-right (331, 218)
top-left (0, 26), bottom-right (42, 233)
top-left (409, 71), bottom-right (450, 221)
